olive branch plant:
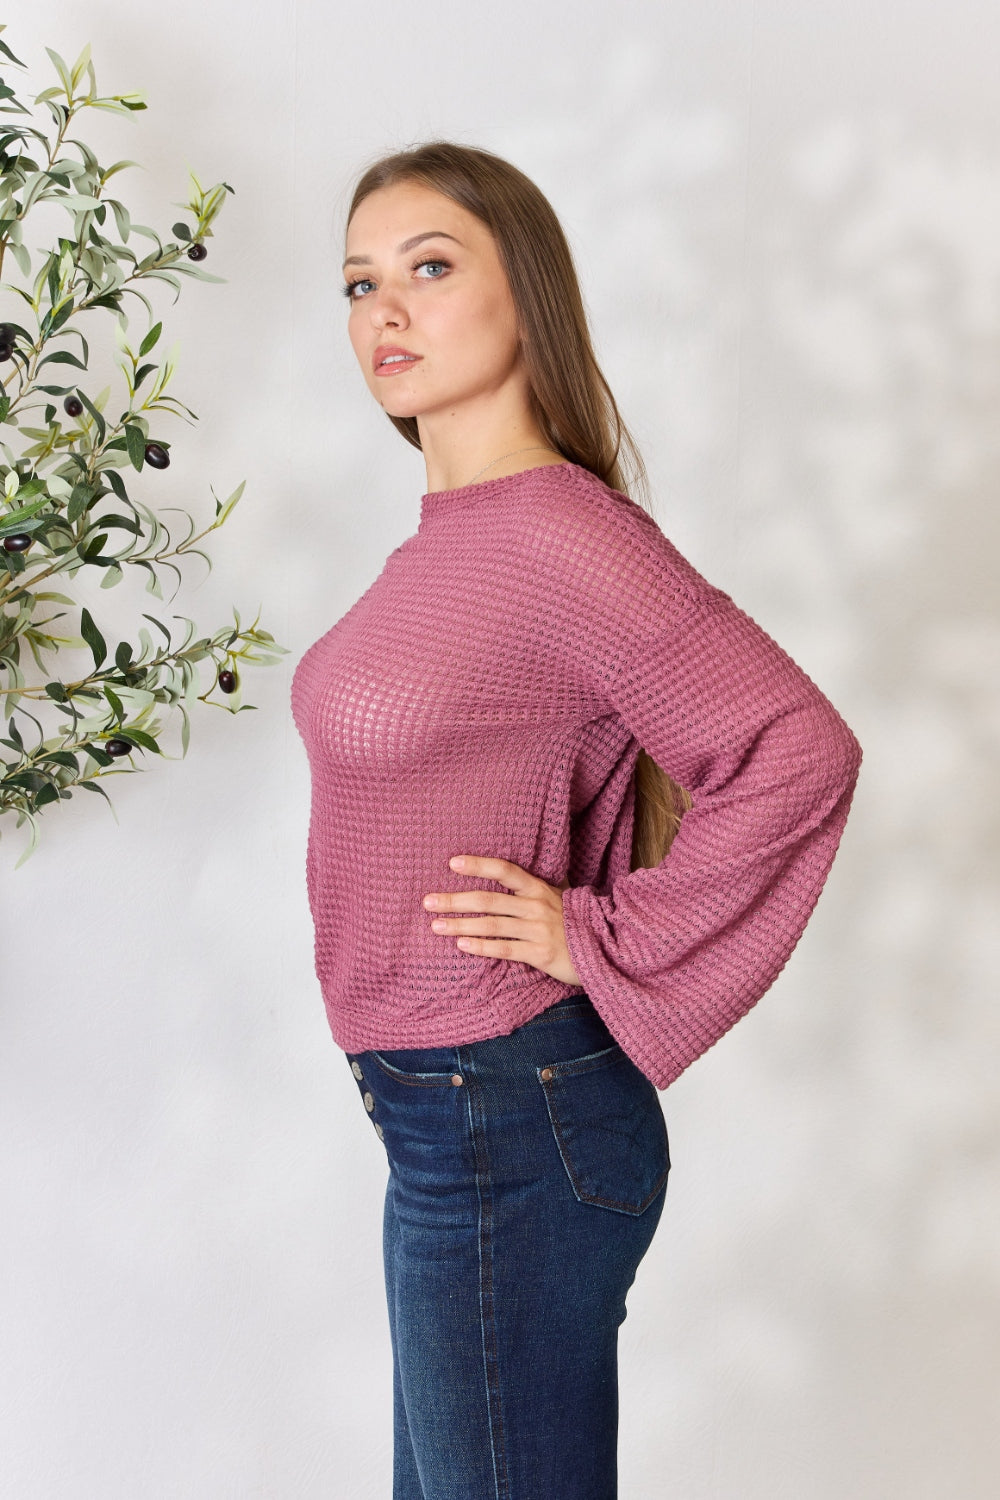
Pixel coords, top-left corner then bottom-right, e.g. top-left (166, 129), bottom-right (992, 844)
top-left (0, 25), bottom-right (286, 866)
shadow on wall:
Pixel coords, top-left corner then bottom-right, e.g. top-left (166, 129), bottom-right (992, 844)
top-left (735, 116), bottom-right (1000, 1492)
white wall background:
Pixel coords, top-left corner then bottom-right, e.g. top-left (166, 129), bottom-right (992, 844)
top-left (3, 2), bottom-right (997, 1495)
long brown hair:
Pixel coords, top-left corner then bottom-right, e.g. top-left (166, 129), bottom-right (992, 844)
top-left (344, 140), bottom-right (691, 868)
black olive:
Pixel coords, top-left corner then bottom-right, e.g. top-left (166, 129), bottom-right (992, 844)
top-left (0, 343), bottom-right (12, 362)
top-left (144, 442), bottom-right (170, 469)
top-left (187, 243), bottom-right (208, 261)
top-left (0, 323), bottom-right (15, 342)
top-left (2, 533), bottom-right (32, 553)
top-left (105, 738), bottom-right (133, 758)
top-left (64, 395), bottom-right (84, 417)
top-left (218, 669), bottom-right (236, 693)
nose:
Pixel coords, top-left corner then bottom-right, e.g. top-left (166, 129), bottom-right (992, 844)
top-left (368, 281), bottom-right (409, 332)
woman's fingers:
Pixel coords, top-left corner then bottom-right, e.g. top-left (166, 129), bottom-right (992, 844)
top-left (422, 855), bottom-right (581, 983)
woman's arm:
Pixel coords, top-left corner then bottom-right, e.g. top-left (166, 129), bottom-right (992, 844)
top-left (560, 575), bottom-right (862, 1090)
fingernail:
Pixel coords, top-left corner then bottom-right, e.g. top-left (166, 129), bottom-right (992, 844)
top-left (450, 856), bottom-right (464, 869)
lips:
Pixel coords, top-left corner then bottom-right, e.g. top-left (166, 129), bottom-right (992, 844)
top-left (373, 344), bottom-right (422, 374)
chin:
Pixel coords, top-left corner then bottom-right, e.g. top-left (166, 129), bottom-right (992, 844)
top-left (368, 383), bottom-right (424, 419)
top-left (377, 400), bottom-right (424, 422)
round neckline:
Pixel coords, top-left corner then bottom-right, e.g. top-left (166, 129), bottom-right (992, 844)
top-left (419, 459), bottom-right (574, 524)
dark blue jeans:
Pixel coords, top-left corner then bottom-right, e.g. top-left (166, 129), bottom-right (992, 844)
top-left (345, 993), bottom-right (670, 1499)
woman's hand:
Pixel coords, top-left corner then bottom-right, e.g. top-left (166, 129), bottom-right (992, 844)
top-left (423, 855), bottom-right (582, 986)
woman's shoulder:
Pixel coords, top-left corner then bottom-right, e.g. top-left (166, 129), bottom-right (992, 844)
top-left (510, 461), bottom-right (727, 617)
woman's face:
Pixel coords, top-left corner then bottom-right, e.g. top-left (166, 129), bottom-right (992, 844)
top-left (342, 181), bottom-right (524, 422)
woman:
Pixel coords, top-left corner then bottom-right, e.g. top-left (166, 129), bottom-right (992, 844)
top-left (291, 141), bottom-right (862, 1500)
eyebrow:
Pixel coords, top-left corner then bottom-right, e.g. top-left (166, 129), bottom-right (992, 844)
top-left (342, 230), bottom-right (464, 269)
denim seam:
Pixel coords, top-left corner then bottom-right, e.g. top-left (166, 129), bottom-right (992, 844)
top-left (370, 1052), bottom-right (460, 1086)
top-left (461, 1049), bottom-right (510, 1500)
top-left (543, 1042), bottom-right (623, 1077)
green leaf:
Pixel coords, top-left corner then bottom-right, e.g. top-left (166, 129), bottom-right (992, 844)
top-left (4, 770), bottom-right (46, 792)
top-left (44, 47), bottom-right (73, 92)
top-left (37, 349), bottom-right (89, 371)
top-left (80, 606), bottom-right (107, 669)
top-left (101, 160), bottom-right (142, 182)
top-left (141, 613), bottom-right (172, 646)
top-left (124, 422), bottom-right (145, 471)
top-left (212, 479), bottom-right (246, 526)
top-left (133, 560), bottom-right (163, 598)
top-left (79, 780), bottom-right (115, 810)
top-left (40, 750), bottom-right (79, 771)
top-left (110, 199), bottom-right (131, 243)
top-left (126, 728), bottom-right (160, 753)
top-left (56, 193), bottom-right (102, 212)
top-left (0, 496), bottom-right (49, 532)
top-left (66, 486), bottom-right (91, 525)
top-left (0, 38), bottom-right (28, 67)
top-left (43, 300), bottom-right (75, 337)
top-left (104, 685), bottom-right (124, 722)
top-left (74, 388), bottom-right (106, 443)
top-left (105, 470), bottom-right (130, 503)
top-left (14, 814), bottom-right (40, 869)
top-left (0, 515), bottom-right (45, 536)
top-left (138, 321), bottom-right (162, 356)
top-left (97, 513), bottom-right (139, 533)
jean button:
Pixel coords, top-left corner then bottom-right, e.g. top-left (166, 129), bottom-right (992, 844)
top-left (351, 1061), bottom-right (364, 1080)
top-left (374, 1123), bottom-right (384, 1140)
top-left (540, 1067), bottom-right (554, 1082)
top-left (451, 1074), bottom-right (464, 1087)
top-left (363, 1092), bottom-right (375, 1112)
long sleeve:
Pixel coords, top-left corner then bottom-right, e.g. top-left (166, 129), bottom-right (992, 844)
top-left (557, 511), bottom-right (863, 1090)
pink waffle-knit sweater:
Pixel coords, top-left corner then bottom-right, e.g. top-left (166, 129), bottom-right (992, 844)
top-left (290, 461), bottom-right (862, 1089)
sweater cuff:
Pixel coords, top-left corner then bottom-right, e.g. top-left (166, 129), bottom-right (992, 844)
top-left (560, 883), bottom-right (694, 1089)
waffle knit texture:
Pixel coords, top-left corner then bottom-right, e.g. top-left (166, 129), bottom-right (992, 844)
top-left (290, 461), bottom-right (862, 1089)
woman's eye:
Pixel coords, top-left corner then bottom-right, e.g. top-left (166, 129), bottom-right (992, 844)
top-left (341, 258), bottom-right (451, 300)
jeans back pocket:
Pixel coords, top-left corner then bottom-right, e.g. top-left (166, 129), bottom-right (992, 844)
top-left (538, 1044), bottom-right (669, 1216)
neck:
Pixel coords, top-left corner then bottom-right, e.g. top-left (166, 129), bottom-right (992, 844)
top-left (417, 408), bottom-right (559, 493)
